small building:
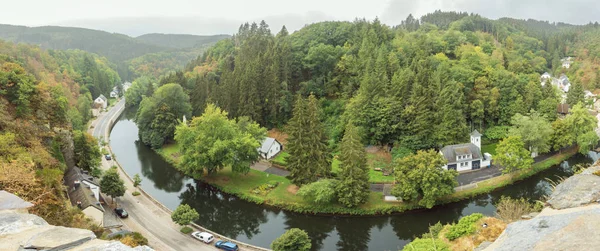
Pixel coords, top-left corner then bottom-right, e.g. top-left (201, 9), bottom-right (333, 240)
top-left (440, 130), bottom-right (492, 172)
top-left (258, 137), bottom-right (282, 160)
top-left (122, 82), bottom-right (132, 93)
top-left (109, 90), bottom-right (118, 98)
top-left (557, 103), bottom-right (569, 116)
top-left (94, 94), bottom-right (108, 110)
top-left (585, 90), bottom-right (596, 103)
top-left (540, 72), bottom-right (551, 84)
top-left (64, 166), bottom-right (104, 226)
top-left (561, 57), bottom-right (573, 69)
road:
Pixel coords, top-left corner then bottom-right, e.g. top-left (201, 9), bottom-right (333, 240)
top-left (89, 99), bottom-right (217, 251)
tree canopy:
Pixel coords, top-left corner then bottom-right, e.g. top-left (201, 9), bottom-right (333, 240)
top-left (171, 204), bottom-right (200, 226)
top-left (495, 136), bottom-right (534, 173)
top-left (100, 168), bottom-right (126, 203)
top-left (174, 104), bottom-right (265, 176)
top-left (391, 150), bottom-right (457, 208)
top-left (136, 83), bottom-right (192, 148)
top-left (336, 123), bottom-right (370, 207)
top-left (271, 228), bottom-right (312, 251)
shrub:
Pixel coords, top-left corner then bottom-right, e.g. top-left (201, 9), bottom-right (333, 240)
top-left (180, 226), bottom-right (193, 234)
top-left (402, 237), bottom-right (450, 251)
top-left (251, 181), bottom-right (279, 195)
top-left (484, 126), bottom-right (510, 141)
top-left (297, 179), bottom-right (339, 204)
top-left (495, 196), bottom-right (540, 223)
top-left (271, 228), bottom-right (311, 251)
top-left (171, 204), bottom-right (199, 226)
top-left (132, 191), bottom-right (141, 196)
top-left (445, 213), bottom-right (484, 240)
top-left (421, 221), bottom-right (444, 239)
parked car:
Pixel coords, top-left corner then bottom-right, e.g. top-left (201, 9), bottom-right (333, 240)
top-left (114, 208), bottom-right (128, 218)
top-left (215, 241), bottom-right (239, 251)
top-left (105, 154), bottom-right (112, 160)
top-left (191, 231), bottom-right (214, 244)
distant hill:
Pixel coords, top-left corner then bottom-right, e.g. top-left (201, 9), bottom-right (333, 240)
top-left (0, 24), bottom-right (166, 62)
top-left (135, 33), bottom-right (231, 49)
top-left (0, 24), bottom-right (231, 80)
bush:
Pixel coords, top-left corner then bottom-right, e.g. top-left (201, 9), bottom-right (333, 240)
top-left (132, 191), bottom-right (141, 196)
top-left (110, 232), bottom-right (148, 247)
top-left (297, 179), bottom-right (339, 204)
top-left (484, 126), bottom-right (510, 141)
top-left (402, 237), bottom-right (450, 251)
top-left (251, 181), bottom-right (279, 195)
top-left (271, 228), bottom-right (311, 251)
top-left (445, 213), bottom-right (484, 240)
top-left (180, 226), bottom-right (193, 234)
top-left (421, 221), bottom-right (444, 239)
top-left (495, 196), bottom-right (541, 223)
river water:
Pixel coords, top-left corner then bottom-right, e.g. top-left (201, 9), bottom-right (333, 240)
top-left (110, 107), bottom-right (598, 251)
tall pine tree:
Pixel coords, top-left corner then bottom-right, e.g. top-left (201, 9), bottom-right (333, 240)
top-left (336, 123), bottom-right (370, 207)
top-left (286, 94), bottom-right (331, 185)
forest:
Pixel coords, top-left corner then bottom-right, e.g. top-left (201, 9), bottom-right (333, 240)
top-left (133, 12), bottom-right (600, 152)
top-left (0, 39), bottom-right (121, 231)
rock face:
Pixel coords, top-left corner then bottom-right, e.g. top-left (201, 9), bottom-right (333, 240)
top-left (0, 211), bottom-right (153, 251)
top-left (547, 173), bottom-right (600, 209)
top-left (485, 169), bottom-right (600, 251)
top-left (484, 205), bottom-right (600, 251)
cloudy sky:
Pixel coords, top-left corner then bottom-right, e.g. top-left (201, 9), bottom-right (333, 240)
top-left (2, 0), bottom-right (600, 36)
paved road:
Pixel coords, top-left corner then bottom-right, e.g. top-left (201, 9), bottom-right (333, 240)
top-left (89, 100), bottom-right (218, 251)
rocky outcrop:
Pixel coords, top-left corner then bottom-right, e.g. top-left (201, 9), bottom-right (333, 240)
top-left (0, 211), bottom-right (153, 250)
top-left (485, 168), bottom-right (600, 251)
top-left (547, 173), bottom-right (600, 209)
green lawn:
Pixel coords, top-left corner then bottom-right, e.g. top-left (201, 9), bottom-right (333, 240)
top-left (271, 151), bottom-right (289, 166)
top-left (481, 143), bottom-right (498, 156)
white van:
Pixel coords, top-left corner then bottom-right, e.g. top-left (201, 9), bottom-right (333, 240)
top-left (191, 231), bottom-right (214, 244)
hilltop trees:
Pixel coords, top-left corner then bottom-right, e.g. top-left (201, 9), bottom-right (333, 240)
top-left (174, 104), bottom-right (265, 176)
top-left (286, 94), bottom-right (331, 185)
top-left (136, 83), bottom-right (191, 148)
top-left (391, 150), bottom-right (457, 208)
top-left (336, 123), bottom-right (370, 207)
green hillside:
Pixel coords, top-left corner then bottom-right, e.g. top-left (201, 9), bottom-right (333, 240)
top-left (135, 33), bottom-right (231, 49)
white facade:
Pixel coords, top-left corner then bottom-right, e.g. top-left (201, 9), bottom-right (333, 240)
top-left (110, 91), bottom-right (118, 98)
top-left (82, 180), bottom-right (100, 202)
top-left (259, 137), bottom-right (282, 159)
top-left (440, 130), bottom-right (492, 172)
top-left (94, 97), bottom-right (107, 109)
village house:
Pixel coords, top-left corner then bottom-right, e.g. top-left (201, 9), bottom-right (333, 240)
top-left (94, 94), bottom-right (108, 110)
top-left (561, 57), bottom-right (573, 69)
top-left (258, 137), bottom-right (282, 160)
top-left (440, 130), bottom-right (492, 172)
top-left (557, 103), bottom-right (569, 117)
top-left (64, 166), bottom-right (105, 226)
top-left (541, 73), bottom-right (571, 95)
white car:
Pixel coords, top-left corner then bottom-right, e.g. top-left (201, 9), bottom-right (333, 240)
top-left (191, 231), bottom-right (214, 244)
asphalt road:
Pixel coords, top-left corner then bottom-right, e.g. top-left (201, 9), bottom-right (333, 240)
top-left (89, 99), bottom-right (218, 251)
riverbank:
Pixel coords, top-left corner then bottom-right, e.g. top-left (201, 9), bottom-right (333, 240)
top-left (155, 143), bottom-right (579, 216)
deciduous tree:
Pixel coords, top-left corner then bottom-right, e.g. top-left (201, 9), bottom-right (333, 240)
top-left (171, 204), bottom-right (199, 226)
top-left (509, 111), bottom-right (553, 156)
top-left (495, 136), bottom-right (534, 173)
top-left (73, 130), bottom-right (101, 171)
top-left (391, 150), bottom-right (457, 208)
top-left (174, 104), bottom-right (265, 176)
top-left (271, 228), bottom-right (312, 251)
top-left (100, 168), bottom-right (126, 204)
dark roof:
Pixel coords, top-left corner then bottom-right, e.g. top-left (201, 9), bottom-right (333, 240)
top-left (557, 103), bottom-right (569, 114)
top-left (440, 143), bottom-right (482, 163)
top-left (470, 130), bottom-right (482, 137)
top-left (63, 167), bottom-right (104, 212)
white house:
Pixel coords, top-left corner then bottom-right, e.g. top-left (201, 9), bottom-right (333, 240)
top-left (259, 137), bottom-right (282, 159)
top-left (64, 167), bottom-right (104, 226)
top-left (561, 57), bottom-right (573, 69)
top-left (440, 130), bottom-right (492, 172)
top-left (122, 82), bottom-right (132, 92)
top-left (541, 73), bottom-right (571, 93)
top-left (94, 94), bottom-right (108, 110)
top-left (109, 90), bottom-right (118, 98)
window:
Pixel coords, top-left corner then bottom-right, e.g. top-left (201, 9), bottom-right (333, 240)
top-left (460, 162), bottom-right (468, 168)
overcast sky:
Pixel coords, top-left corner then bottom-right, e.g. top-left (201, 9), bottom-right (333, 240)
top-left (2, 0), bottom-right (600, 36)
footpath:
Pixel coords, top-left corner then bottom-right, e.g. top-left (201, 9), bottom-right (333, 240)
top-left (89, 100), bottom-right (269, 251)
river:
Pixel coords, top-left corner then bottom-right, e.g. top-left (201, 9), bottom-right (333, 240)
top-left (110, 107), bottom-right (598, 251)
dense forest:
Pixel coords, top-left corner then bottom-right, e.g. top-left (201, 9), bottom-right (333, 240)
top-left (136, 12), bottom-right (600, 153)
top-left (0, 39), bottom-right (120, 231)
top-left (0, 24), bottom-right (230, 80)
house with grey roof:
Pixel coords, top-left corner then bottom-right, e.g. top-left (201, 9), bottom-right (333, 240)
top-left (258, 137), bottom-right (282, 159)
top-left (440, 130), bottom-right (492, 172)
top-left (561, 57), bottom-right (573, 69)
top-left (94, 94), bottom-right (108, 110)
top-left (64, 166), bottom-right (104, 226)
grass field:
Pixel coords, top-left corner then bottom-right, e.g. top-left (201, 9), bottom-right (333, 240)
top-left (155, 141), bottom-right (577, 215)
top-left (481, 143), bottom-right (498, 156)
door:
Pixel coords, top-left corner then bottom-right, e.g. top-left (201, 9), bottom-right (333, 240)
top-left (472, 160), bottom-right (481, 170)
top-left (448, 164), bottom-right (457, 171)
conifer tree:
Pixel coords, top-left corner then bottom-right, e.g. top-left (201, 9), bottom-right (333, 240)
top-left (434, 81), bottom-right (468, 146)
top-left (286, 94), bottom-right (331, 185)
top-left (566, 80), bottom-right (585, 107)
top-left (336, 123), bottom-right (370, 207)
